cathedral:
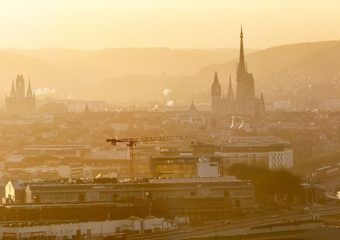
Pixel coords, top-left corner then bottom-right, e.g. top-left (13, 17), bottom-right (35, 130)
top-left (6, 75), bottom-right (36, 114)
top-left (211, 28), bottom-right (265, 119)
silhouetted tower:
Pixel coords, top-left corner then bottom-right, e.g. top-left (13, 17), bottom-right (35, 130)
top-left (238, 26), bottom-right (246, 73)
top-left (226, 75), bottom-right (235, 101)
top-left (236, 27), bottom-right (255, 101)
top-left (10, 80), bottom-right (15, 97)
top-left (6, 75), bottom-right (36, 114)
top-left (27, 78), bottom-right (33, 98)
top-left (189, 100), bottom-right (197, 111)
top-left (211, 72), bottom-right (221, 111)
top-left (209, 27), bottom-right (265, 118)
top-left (15, 75), bottom-right (25, 98)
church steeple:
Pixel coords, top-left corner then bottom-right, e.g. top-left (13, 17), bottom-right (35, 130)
top-left (189, 99), bottom-right (197, 111)
top-left (211, 72), bottom-right (221, 97)
top-left (227, 75), bottom-right (235, 101)
top-left (27, 78), bottom-right (33, 98)
top-left (238, 26), bottom-right (246, 73)
top-left (213, 72), bottom-right (219, 85)
top-left (10, 80), bottom-right (15, 97)
top-left (211, 72), bottom-right (222, 112)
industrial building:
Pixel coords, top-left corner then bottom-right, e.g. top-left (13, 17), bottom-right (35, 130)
top-left (0, 216), bottom-right (182, 240)
top-left (151, 139), bottom-right (293, 178)
top-left (4, 177), bottom-right (256, 222)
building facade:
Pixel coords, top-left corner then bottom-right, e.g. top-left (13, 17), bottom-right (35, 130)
top-left (0, 216), bottom-right (178, 239)
top-left (152, 137), bottom-right (293, 178)
top-left (6, 75), bottom-right (36, 114)
top-left (4, 178), bottom-right (256, 222)
top-left (211, 28), bottom-right (265, 118)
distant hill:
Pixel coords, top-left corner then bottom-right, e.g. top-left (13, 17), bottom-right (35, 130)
top-left (0, 48), bottom-right (252, 103)
top-left (0, 41), bottom-right (340, 107)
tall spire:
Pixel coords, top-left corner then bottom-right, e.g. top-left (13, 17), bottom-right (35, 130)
top-left (213, 72), bottom-right (219, 84)
top-left (238, 26), bottom-right (246, 72)
top-left (27, 77), bottom-right (33, 97)
top-left (190, 99), bottom-right (197, 111)
top-left (10, 80), bottom-right (15, 97)
top-left (227, 75), bottom-right (235, 101)
top-left (211, 72), bottom-right (221, 111)
top-left (211, 72), bottom-right (221, 97)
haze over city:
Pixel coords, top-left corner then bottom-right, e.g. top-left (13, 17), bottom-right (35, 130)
top-left (1, 0), bottom-right (340, 49)
top-left (0, 0), bottom-right (339, 106)
top-left (1, 1), bottom-right (340, 240)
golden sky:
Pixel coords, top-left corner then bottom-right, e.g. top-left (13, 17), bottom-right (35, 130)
top-left (1, 0), bottom-right (340, 49)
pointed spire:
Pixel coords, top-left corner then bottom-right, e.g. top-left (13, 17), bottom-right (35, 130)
top-left (238, 26), bottom-right (246, 72)
top-left (261, 91), bottom-right (264, 100)
top-left (213, 72), bottom-right (219, 83)
top-left (28, 78), bottom-right (31, 90)
top-left (189, 99), bottom-right (197, 111)
top-left (227, 75), bottom-right (235, 101)
top-left (211, 72), bottom-right (221, 97)
top-left (10, 80), bottom-right (15, 97)
top-left (27, 77), bottom-right (33, 97)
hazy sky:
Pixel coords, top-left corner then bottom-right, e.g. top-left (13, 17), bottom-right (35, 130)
top-left (1, 0), bottom-right (340, 49)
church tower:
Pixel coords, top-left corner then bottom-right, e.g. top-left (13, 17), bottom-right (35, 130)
top-left (209, 27), bottom-right (265, 119)
top-left (6, 75), bottom-right (36, 114)
top-left (236, 27), bottom-right (255, 102)
top-left (227, 75), bottom-right (235, 101)
top-left (10, 80), bottom-right (15, 98)
top-left (211, 72), bottom-right (221, 111)
top-left (15, 75), bottom-right (25, 98)
top-left (27, 78), bottom-right (33, 98)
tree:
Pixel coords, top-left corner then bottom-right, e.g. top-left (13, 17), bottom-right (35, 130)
top-left (229, 164), bottom-right (303, 209)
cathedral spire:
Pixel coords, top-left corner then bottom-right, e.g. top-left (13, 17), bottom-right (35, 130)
top-left (211, 72), bottom-right (221, 97)
top-left (10, 80), bottom-right (15, 97)
top-left (211, 72), bottom-right (222, 111)
top-left (238, 26), bottom-right (246, 72)
top-left (190, 99), bottom-right (197, 111)
top-left (27, 77), bottom-right (33, 97)
top-left (213, 72), bottom-right (219, 84)
top-left (227, 75), bottom-right (235, 101)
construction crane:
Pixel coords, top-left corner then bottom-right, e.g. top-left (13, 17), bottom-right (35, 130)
top-left (106, 135), bottom-right (194, 178)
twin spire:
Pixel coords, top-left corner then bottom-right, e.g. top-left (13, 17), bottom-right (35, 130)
top-left (8, 76), bottom-right (34, 98)
top-left (212, 72), bottom-right (235, 101)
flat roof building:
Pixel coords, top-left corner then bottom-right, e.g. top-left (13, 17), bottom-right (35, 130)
top-left (4, 177), bottom-right (256, 222)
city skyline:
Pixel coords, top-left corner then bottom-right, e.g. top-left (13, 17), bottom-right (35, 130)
top-left (1, 2), bottom-right (340, 239)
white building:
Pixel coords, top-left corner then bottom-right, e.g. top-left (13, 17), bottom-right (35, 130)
top-left (197, 157), bottom-right (219, 177)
